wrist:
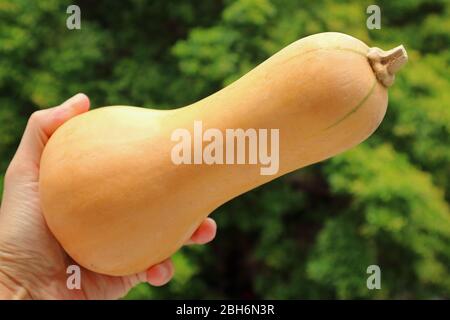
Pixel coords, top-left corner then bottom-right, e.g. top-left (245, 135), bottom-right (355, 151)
top-left (0, 269), bottom-right (31, 299)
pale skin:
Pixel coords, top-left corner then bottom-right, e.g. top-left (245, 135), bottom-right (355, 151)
top-left (0, 93), bottom-right (217, 299)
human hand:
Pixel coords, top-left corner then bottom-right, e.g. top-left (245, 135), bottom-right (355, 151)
top-left (0, 94), bottom-right (217, 299)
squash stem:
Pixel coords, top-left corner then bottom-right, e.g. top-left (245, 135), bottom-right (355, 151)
top-left (367, 45), bottom-right (408, 87)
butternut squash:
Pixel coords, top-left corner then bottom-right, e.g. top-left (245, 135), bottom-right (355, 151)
top-left (39, 32), bottom-right (407, 276)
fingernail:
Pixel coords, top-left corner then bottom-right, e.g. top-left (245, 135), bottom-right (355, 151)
top-left (159, 264), bottom-right (169, 279)
top-left (69, 93), bottom-right (88, 103)
top-left (60, 93), bottom-right (89, 113)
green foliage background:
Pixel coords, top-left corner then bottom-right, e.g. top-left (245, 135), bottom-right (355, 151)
top-left (0, 0), bottom-right (449, 299)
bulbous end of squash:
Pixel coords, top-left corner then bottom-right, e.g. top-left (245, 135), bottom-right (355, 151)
top-left (367, 45), bottom-right (408, 87)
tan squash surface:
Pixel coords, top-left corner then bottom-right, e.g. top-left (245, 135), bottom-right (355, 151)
top-left (39, 32), bottom-right (407, 275)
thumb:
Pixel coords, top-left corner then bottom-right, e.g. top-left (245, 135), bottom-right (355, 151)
top-left (6, 93), bottom-right (90, 180)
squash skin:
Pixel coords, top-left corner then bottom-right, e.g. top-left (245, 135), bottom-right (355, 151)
top-left (40, 32), bottom-right (396, 276)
